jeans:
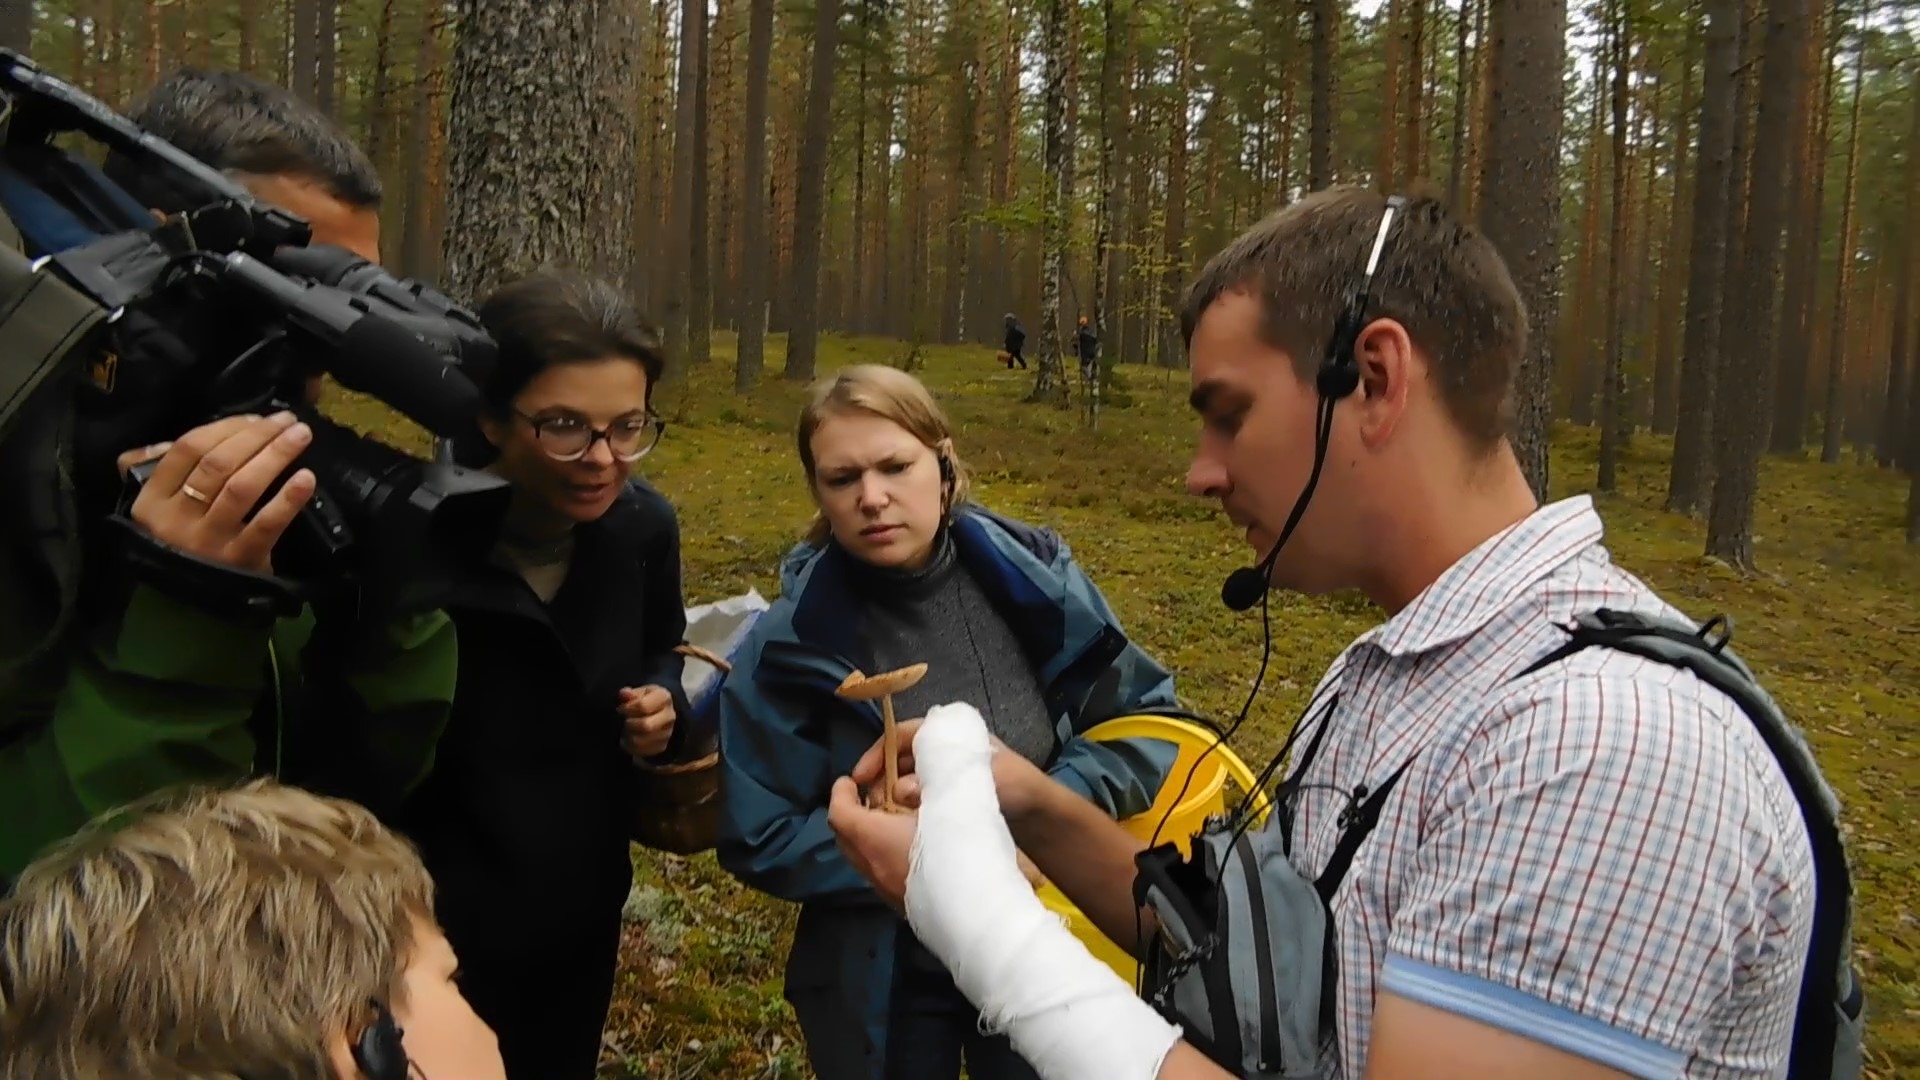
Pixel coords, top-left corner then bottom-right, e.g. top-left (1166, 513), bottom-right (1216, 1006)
top-left (885, 934), bottom-right (1043, 1080)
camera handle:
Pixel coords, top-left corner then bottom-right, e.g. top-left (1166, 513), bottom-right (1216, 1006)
top-left (108, 458), bottom-right (307, 623)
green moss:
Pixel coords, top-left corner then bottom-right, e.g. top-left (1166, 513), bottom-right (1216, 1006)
top-left (325, 332), bottom-right (1920, 1078)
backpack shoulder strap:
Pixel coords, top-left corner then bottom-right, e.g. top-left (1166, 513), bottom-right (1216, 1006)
top-left (1312, 757), bottom-right (1416, 905)
top-left (1516, 608), bottom-right (1857, 1080)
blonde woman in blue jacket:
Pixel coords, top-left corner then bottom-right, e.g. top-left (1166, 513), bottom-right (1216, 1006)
top-left (716, 365), bottom-right (1179, 1080)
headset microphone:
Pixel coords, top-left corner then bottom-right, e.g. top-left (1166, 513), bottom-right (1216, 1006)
top-left (1222, 542), bottom-right (1282, 611)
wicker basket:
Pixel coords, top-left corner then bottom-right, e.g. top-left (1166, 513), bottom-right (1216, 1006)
top-left (629, 643), bottom-right (727, 855)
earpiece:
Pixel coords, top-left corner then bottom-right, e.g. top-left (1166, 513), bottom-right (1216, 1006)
top-left (351, 999), bottom-right (411, 1080)
top-left (936, 440), bottom-right (956, 494)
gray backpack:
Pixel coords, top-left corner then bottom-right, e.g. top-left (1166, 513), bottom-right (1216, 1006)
top-left (1136, 609), bottom-right (1864, 1080)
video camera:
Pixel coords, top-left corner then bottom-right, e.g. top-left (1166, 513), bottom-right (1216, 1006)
top-left (0, 49), bottom-right (510, 623)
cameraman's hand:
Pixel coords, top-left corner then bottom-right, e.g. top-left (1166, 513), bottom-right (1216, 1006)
top-left (115, 411), bottom-right (316, 575)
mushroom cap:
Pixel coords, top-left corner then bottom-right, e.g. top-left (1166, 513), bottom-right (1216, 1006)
top-left (835, 662), bottom-right (929, 700)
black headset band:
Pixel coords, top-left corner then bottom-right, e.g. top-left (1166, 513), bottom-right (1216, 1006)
top-left (1317, 193), bottom-right (1409, 400)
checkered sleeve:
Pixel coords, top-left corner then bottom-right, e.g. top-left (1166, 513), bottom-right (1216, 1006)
top-left (1380, 667), bottom-right (1814, 1078)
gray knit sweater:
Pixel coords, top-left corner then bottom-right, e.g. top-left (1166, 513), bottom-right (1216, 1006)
top-left (849, 531), bottom-right (1058, 767)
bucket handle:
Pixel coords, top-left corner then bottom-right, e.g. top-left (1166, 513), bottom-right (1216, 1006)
top-left (631, 644), bottom-right (732, 778)
top-left (1089, 711), bottom-right (1274, 828)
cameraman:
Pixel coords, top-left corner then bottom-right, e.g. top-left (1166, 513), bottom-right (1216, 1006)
top-left (0, 68), bottom-right (454, 883)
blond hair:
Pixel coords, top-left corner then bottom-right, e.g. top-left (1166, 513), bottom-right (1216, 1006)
top-left (0, 780), bottom-right (436, 1080)
top-left (796, 364), bottom-right (974, 546)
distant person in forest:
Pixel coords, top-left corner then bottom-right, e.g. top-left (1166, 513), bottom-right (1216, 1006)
top-left (1076, 315), bottom-right (1099, 385)
top-left (1003, 313), bottom-right (1028, 369)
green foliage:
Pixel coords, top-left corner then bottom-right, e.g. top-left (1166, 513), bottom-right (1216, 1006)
top-left (322, 331), bottom-right (1920, 1078)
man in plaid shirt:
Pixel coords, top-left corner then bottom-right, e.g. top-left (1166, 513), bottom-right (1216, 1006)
top-left (828, 187), bottom-right (1821, 1080)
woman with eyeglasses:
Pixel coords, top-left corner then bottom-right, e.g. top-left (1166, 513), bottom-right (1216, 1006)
top-left (393, 269), bottom-right (690, 1080)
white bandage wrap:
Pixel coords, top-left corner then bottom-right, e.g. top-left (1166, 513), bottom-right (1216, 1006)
top-left (903, 702), bottom-right (1184, 1080)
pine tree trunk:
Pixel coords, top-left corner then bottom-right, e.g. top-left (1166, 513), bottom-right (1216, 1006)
top-left (1102, 9), bottom-right (1136, 368)
top-left (1308, 0), bottom-right (1336, 190)
top-left (1597, 0), bottom-right (1629, 492)
top-left (291, 0), bottom-right (317, 102)
top-left (1467, 0), bottom-right (1494, 218)
top-left (365, 0), bottom-right (396, 180)
top-left (1449, 0), bottom-right (1474, 209)
top-left (1667, 0), bottom-right (1738, 515)
top-left (1028, 0), bottom-right (1072, 403)
top-left (1401, 0), bottom-right (1428, 185)
top-left (441, 0), bottom-right (639, 304)
top-left (1380, 0), bottom-right (1402, 189)
top-left (662, 0), bottom-right (702, 365)
top-left (316, 0), bottom-right (336, 116)
top-left (1478, 0), bottom-right (1567, 501)
top-left (237, 0), bottom-right (257, 72)
top-left (781, 0), bottom-right (842, 381)
top-left (1156, 7), bottom-right (1191, 369)
top-left (1088, 0), bottom-right (1125, 429)
top-left (1652, 29), bottom-right (1696, 436)
top-left (1767, 0), bottom-right (1831, 455)
top-left (1878, 70), bottom-right (1920, 467)
top-left (1122, 69), bottom-right (1153, 366)
top-left (1705, 0), bottom-right (1808, 570)
top-left (1823, 15), bottom-right (1865, 465)
top-left (734, 0), bottom-right (774, 392)
top-left (398, 6), bottom-right (441, 280)
top-left (1567, 73), bottom-right (1604, 428)
top-left (688, 4), bottom-right (712, 364)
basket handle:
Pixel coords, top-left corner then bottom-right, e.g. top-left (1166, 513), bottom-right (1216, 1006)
top-left (675, 642), bottom-right (732, 673)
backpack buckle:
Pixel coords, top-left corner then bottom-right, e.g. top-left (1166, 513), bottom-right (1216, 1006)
top-left (1696, 613), bottom-right (1733, 654)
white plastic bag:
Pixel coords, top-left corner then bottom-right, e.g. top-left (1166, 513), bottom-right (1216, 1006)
top-left (679, 588), bottom-right (769, 707)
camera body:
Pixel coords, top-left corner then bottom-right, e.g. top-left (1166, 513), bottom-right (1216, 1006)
top-left (0, 48), bottom-right (510, 622)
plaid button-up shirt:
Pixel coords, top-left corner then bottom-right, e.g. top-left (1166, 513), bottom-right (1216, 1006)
top-left (1281, 495), bottom-right (1815, 1078)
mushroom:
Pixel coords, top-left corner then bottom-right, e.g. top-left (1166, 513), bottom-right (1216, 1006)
top-left (836, 663), bottom-right (928, 813)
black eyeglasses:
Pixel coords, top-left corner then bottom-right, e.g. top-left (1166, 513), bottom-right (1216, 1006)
top-left (515, 410), bottom-right (665, 462)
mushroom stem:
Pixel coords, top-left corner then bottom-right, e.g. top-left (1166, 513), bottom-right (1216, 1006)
top-left (881, 694), bottom-right (900, 811)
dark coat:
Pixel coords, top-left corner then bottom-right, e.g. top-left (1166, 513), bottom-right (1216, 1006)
top-left (395, 479), bottom-right (693, 1080)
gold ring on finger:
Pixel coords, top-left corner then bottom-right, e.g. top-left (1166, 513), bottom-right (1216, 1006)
top-left (180, 483), bottom-right (212, 504)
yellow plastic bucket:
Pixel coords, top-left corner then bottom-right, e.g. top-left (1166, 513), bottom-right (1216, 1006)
top-left (1033, 714), bottom-right (1270, 984)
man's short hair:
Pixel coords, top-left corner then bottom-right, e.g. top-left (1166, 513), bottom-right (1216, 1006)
top-left (104, 67), bottom-right (383, 214)
top-left (0, 780), bottom-right (434, 1079)
top-left (1180, 186), bottom-right (1528, 450)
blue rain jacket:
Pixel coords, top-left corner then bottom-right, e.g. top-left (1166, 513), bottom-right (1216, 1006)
top-left (716, 505), bottom-right (1180, 1078)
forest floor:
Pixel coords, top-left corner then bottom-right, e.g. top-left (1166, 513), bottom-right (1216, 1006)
top-left (333, 331), bottom-right (1920, 1079)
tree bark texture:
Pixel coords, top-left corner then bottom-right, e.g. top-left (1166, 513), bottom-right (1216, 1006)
top-left (1667, 0), bottom-right (1737, 515)
top-left (441, 0), bottom-right (639, 305)
top-left (734, 0), bottom-right (774, 393)
top-left (781, 0), bottom-right (842, 381)
top-left (1478, 0), bottom-right (1567, 502)
top-left (1705, 0), bottom-right (1808, 570)
top-left (1029, 0), bottom-right (1072, 403)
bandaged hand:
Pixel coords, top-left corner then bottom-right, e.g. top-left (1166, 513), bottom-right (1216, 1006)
top-left (899, 702), bottom-right (1184, 1080)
